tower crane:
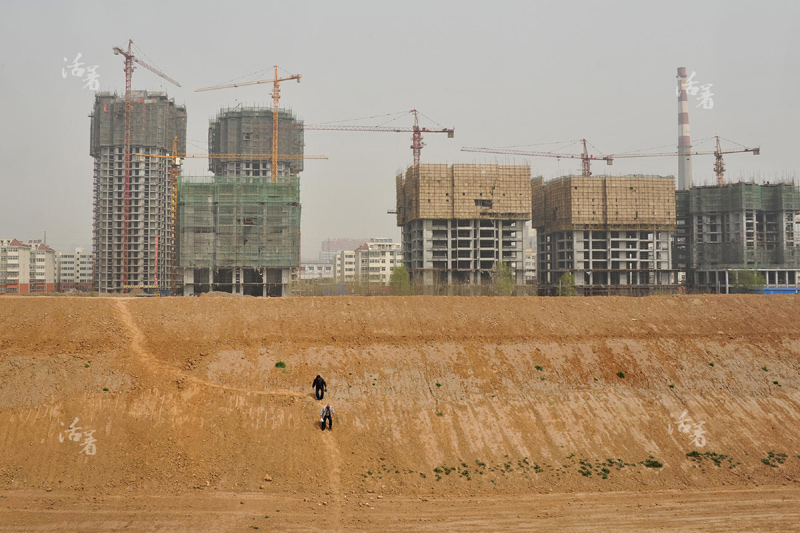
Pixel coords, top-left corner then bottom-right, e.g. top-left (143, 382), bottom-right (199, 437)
top-left (112, 39), bottom-right (181, 291)
top-left (134, 145), bottom-right (326, 293)
top-left (196, 66), bottom-right (301, 183)
top-left (462, 138), bottom-right (610, 177)
top-left (607, 136), bottom-right (760, 186)
top-left (463, 136), bottom-right (759, 185)
top-left (300, 109), bottom-right (454, 168)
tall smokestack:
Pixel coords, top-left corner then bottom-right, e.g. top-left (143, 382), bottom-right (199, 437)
top-left (677, 67), bottom-right (693, 190)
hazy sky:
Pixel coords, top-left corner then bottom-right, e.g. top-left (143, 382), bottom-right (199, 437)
top-left (1, 1), bottom-right (797, 260)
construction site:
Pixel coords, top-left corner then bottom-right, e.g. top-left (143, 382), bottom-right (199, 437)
top-left (3, 25), bottom-right (800, 527)
top-left (178, 107), bottom-right (304, 297)
top-left (396, 164), bottom-right (531, 290)
top-left (676, 182), bottom-right (800, 292)
top-left (532, 175), bottom-right (678, 295)
top-left (90, 90), bottom-right (187, 293)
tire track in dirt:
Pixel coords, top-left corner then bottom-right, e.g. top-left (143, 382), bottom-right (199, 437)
top-left (114, 300), bottom-right (302, 399)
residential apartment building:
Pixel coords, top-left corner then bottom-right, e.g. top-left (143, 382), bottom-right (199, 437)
top-left (300, 262), bottom-right (335, 280)
top-left (334, 250), bottom-right (357, 283)
top-left (57, 248), bottom-right (94, 292)
top-left (320, 238), bottom-right (366, 264)
top-left (27, 240), bottom-right (56, 293)
top-left (354, 239), bottom-right (402, 285)
top-left (0, 239), bottom-right (31, 294)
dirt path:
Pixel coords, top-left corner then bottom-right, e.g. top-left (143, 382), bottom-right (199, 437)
top-left (1, 487), bottom-right (799, 531)
top-left (114, 299), bottom-right (303, 399)
top-left (321, 427), bottom-right (344, 528)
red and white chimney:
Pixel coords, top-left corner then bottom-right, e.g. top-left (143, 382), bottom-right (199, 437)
top-left (677, 67), bottom-right (693, 190)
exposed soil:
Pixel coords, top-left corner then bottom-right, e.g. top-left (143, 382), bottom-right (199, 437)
top-left (1, 294), bottom-right (799, 530)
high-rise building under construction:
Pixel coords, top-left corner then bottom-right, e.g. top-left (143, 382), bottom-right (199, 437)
top-left (532, 175), bottom-right (679, 295)
top-left (396, 164), bottom-right (532, 291)
top-left (676, 182), bottom-right (800, 292)
top-left (90, 91), bottom-right (186, 293)
top-left (178, 107), bottom-right (303, 296)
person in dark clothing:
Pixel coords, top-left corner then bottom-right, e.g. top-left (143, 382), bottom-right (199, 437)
top-left (312, 375), bottom-right (327, 400)
top-left (320, 404), bottom-right (334, 431)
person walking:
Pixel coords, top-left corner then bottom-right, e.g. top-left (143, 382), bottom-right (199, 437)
top-left (320, 404), bottom-right (334, 431)
top-left (312, 375), bottom-right (327, 400)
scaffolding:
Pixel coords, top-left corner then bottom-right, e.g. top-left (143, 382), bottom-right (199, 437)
top-left (179, 175), bottom-right (300, 269)
top-left (396, 164), bottom-right (532, 225)
top-left (208, 107), bottom-right (304, 176)
top-left (91, 91), bottom-right (187, 155)
top-left (90, 91), bottom-right (186, 293)
top-left (532, 175), bottom-right (677, 233)
top-left (676, 183), bottom-right (800, 277)
top-left (396, 164), bottom-right (532, 288)
top-left (532, 175), bottom-right (678, 295)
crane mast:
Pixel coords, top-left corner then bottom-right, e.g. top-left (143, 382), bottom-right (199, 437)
top-left (112, 39), bottom-right (180, 292)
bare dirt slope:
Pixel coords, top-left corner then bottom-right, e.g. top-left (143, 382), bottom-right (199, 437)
top-left (1, 295), bottom-right (799, 530)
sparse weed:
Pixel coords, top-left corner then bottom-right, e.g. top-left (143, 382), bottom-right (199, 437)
top-left (686, 450), bottom-right (737, 468)
top-left (535, 365), bottom-right (544, 371)
top-left (761, 451), bottom-right (788, 467)
top-left (641, 458), bottom-right (663, 468)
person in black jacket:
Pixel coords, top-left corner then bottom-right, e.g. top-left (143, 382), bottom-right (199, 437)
top-left (312, 375), bottom-right (327, 400)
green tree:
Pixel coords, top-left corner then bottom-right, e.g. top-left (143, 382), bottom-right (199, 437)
top-left (389, 265), bottom-right (412, 295)
top-left (556, 272), bottom-right (576, 296)
top-left (493, 261), bottom-right (514, 296)
top-left (732, 269), bottom-right (766, 293)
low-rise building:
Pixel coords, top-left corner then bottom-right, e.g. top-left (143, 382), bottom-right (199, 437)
top-left (334, 250), bottom-right (357, 283)
top-left (27, 240), bottom-right (56, 293)
top-left (354, 239), bottom-right (402, 285)
top-left (0, 239), bottom-right (31, 294)
top-left (57, 247), bottom-right (94, 292)
top-left (300, 262), bottom-right (335, 280)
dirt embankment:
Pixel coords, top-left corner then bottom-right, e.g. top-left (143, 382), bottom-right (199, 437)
top-left (0, 295), bottom-right (799, 498)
